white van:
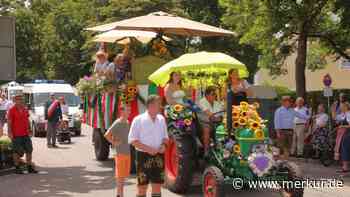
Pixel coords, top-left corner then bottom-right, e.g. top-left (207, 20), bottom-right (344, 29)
top-left (23, 81), bottom-right (81, 137)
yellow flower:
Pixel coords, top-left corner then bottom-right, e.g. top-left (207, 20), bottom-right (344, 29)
top-left (173, 104), bottom-right (184, 112)
top-left (255, 129), bottom-right (264, 139)
top-left (184, 119), bottom-right (192, 126)
top-left (240, 111), bottom-right (248, 117)
top-left (233, 144), bottom-right (241, 154)
top-left (250, 121), bottom-right (261, 131)
top-left (232, 105), bottom-right (240, 111)
top-left (238, 118), bottom-right (247, 126)
top-left (240, 101), bottom-right (249, 108)
top-left (233, 121), bottom-right (240, 128)
top-left (127, 87), bottom-right (137, 94)
top-left (232, 111), bottom-right (240, 119)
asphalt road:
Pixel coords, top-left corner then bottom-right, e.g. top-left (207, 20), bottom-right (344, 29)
top-left (0, 124), bottom-right (349, 197)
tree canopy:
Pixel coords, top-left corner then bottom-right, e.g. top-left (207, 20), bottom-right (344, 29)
top-left (220, 0), bottom-right (350, 97)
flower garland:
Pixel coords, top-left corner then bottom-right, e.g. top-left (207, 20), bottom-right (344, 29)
top-left (165, 104), bottom-right (194, 136)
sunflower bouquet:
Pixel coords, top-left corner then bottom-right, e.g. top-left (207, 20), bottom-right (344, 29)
top-left (232, 101), bottom-right (266, 140)
top-left (120, 83), bottom-right (138, 105)
top-left (165, 104), bottom-right (194, 136)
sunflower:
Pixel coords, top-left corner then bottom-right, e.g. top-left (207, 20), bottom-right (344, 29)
top-left (250, 121), bottom-right (261, 131)
top-left (173, 104), bottom-right (184, 112)
top-left (233, 144), bottom-right (241, 154)
top-left (255, 129), bottom-right (264, 139)
top-left (240, 101), bottom-right (249, 108)
top-left (184, 119), bottom-right (192, 126)
top-left (233, 121), bottom-right (240, 128)
top-left (238, 117), bottom-right (247, 126)
top-left (232, 111), bottom-right (240, 119)
top-left (127, 87), bottom-right (137, 94)
top-left (240, 111), bottom-right (248, 117)
top-left (232, 105), bottom-right (240, 111)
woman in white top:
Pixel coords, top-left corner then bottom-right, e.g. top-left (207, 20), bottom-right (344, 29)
top-left (311, 104), bottom-right (330, 157)
top-left (164, 72), bottom-right (186, 105)
top-left (225, 68), bottom-right (252, 131)
top-left (94, 50), bottom-right (109, 77)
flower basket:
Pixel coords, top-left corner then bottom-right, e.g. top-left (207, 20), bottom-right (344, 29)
top-left (76, 75), bottom-right (123, 96)
top-left (0, 136), bottom-right (13, 170)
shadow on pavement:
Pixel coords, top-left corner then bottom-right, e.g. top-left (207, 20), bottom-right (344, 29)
top-left (1, 165), bottom-right (116, 197)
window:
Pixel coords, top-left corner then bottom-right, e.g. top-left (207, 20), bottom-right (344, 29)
top-left (33, 93), bottom-right (79, 107)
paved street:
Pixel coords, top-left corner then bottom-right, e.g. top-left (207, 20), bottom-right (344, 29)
top-left (1, 124), bottom-right (350, 197)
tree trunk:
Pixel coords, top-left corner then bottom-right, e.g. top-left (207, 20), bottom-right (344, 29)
top-left (295, 30), bottom-right (308, 99)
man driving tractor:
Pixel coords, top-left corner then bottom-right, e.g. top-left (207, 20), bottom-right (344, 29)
top-left (197, 86), bottom-right (224, 154)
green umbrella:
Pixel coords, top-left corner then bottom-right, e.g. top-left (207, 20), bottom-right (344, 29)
top-left (148, 51), bottom-right (249, 86)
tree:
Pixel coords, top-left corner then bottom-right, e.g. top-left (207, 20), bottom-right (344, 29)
top-left (221, 0), bottom-right (350, 98)
top-left (177, 0), bottom-right (260, 81)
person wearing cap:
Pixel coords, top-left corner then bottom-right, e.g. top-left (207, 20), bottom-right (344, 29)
top-left (274, 96), bottom-right (309, 159)
top-left (7, 94), bottom-right (38, 174)
top-left (44, 93), bottom-right (62, 148)
top-left (94, 50), bottom-right (109, 77)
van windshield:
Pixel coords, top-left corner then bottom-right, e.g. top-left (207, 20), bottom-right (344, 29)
top-left (33, 93), bottom-right (80, 107)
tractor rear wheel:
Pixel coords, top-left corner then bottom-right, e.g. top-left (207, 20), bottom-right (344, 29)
top-left (164, 136), bottom-right (194, 193)
top-left (93, 128), bottom-right (109, 161)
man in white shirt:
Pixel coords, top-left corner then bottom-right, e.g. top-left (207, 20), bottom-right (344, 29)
top-left (198, 86), bottom-right (223, 153)
top-left (291, 97), bottom-right (310, 157)
top-left (128, 95), bottom-right (168, 197)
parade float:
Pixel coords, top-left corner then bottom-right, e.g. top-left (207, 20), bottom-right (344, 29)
top-left (82, 11), bottom-right (235, 161)
top-left (148, 51), bottom-right (304, 197)
top-left (82, 11), bottom-right (302, 196)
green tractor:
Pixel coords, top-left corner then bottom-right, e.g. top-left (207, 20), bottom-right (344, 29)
top-left (164, 89), bottom-right (303, 197)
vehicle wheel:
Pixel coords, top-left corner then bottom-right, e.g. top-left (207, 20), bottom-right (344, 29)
top-left (74, 129), bottom-right (81, 136)
top-left (320, 149), bottom-right (334, 167)
top-left (32, 122), bottom-right (39, 137)
top-left (280, 162), bottom-right (304, 197)
top-left (93, 128), bottom-right (109, 161)
top-left (202, 166), bottom-right (225, 197)
top-left (164, 136), bottom-right (195, 193)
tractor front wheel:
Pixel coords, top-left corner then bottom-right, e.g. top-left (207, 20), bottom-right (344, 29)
top-left (281, 162), bottom-right (304, 197)
top-left (164, 136), bottom-right (194, 193)
top-left (202, 166), bottom-right (225, 197)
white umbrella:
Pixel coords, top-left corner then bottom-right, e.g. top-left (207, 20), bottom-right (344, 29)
top-left (86, 11), bottom-right (234, 37)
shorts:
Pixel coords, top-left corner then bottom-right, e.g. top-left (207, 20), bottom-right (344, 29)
top-left (12, 136), bottom-right (33, 155)
top-left (115, 154), bottom-right (131, 178)
top-left (277, 130), bottom-right (293, 151)
top-left (136, 151), bottom-right (164, 186)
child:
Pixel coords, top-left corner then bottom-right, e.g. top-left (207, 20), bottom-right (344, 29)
top-left (104, 105), bottom-right (131, 197)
